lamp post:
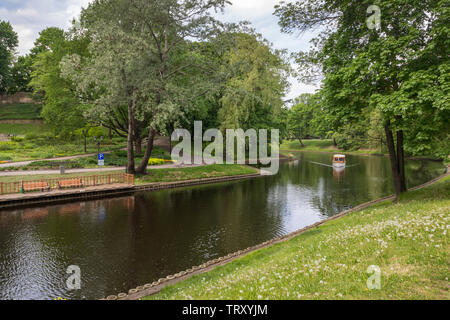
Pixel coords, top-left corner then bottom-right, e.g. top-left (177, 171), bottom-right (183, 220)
top-left (94, 136), bottom-right (104, 166)
top-left (94, 136), bottom-right (104, 155)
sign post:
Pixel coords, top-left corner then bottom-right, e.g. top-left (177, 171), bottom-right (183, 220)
top-left (98, 153), bottom-right (105, 166)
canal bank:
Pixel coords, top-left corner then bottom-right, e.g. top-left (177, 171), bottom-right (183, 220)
top-left (0, 153), bottom-right (445, 300)
top-left (0, 172), bottom-right (262, 210)
top-left (115, 169), bottom-right (449, 301)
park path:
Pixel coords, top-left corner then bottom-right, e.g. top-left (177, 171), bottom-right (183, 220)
top-left (0, 151), bottom-right (105, 168)
top-left (0, 162), bottom-right (205, 177)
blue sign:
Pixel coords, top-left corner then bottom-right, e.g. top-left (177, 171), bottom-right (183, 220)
top-left (98, 153), bottom-right (105, 166)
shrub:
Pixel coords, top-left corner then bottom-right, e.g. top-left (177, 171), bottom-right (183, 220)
top-left (10, 136), bottom-right (24, 142)
top-left (148, 158), bottom-right (167, 166)
top-left (113, 150), bottom-right (128, 158)
top-left (0, 141), bottom-right (15, 151)
top-left (24, 132), bottom-right (40, 140)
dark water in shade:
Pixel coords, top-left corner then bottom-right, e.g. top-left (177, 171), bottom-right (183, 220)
top-left (0, 152), bottom-right (445, 300)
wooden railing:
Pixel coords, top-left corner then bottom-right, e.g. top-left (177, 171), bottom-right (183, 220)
top-left (0, 173), bottom-right (135, 195)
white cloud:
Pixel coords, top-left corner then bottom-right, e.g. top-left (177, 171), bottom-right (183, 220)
top-left (1, 0), bottom-right (319, 98)
top-left (1, 0), bottom-right (91, 55)
top-left (219, 1), bottom-right (320, 98)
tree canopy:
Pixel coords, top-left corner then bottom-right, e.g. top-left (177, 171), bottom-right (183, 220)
top-left (275, 0), bottom-right (450, 198)
top-left (30, 27), bottom-right (89, 135)
top-left (0, 21), bottom-right (18, 94)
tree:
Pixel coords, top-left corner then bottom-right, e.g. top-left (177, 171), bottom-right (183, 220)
top-left (275, 0), bottom-right (450, 199)
top-left (9, 55), bottom-right (33, 93)
top-left (0, 21), bottom-right (18, 94)
top-left (30, 27), bottom-right (89, 135)
top-left (287, 94), bottom-right (314, 147)
top-left (63, 0), bottom-right (231, 174)
top-left (219, 32), bottom-right (290, 131)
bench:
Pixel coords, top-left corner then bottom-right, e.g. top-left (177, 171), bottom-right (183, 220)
top-left (22, 181), bottom-right (50, 193)
top-left (58, 179), bottom-right (83, 189)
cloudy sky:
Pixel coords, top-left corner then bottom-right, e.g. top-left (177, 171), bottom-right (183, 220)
top-left (1, 0), bottom-right (319, 99)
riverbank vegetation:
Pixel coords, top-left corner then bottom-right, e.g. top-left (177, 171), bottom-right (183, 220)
top-left (281, 139), bottom-right (386, 156)
top-left (276, 0), bottom-right (449, 198)
top-left (145, 176), bottom-right (450, 300)
top-left (134, 165), bottom-right (258, 185)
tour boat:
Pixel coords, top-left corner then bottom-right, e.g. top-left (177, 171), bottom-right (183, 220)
top-left (333, 154), bottom-right (346, 168)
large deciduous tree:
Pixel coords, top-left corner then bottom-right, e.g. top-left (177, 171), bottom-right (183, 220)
top-left (287, 94), bottom-right (315, 147)
top-left (275, 0), bottom-right (450, 199)
top-left (63, 0), bottom-right (230, 174)
top-left (30, 27), bottom-right (89, 135)
top-left (0, 21), bottom-right (18, 94)
top-left (219, 32), bottom-right (290, 131)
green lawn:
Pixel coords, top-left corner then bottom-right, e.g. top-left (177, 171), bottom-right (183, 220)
top-left (0, 123), bottom-right (50, 137)
top-left (0, 134), bottom-right (128, 162)
top-left (0, 147), bottom-right (171, 170)
top-left (145, 176), bottom-right (449, 300)
top-left (135, 164), bottom-right (259, 184)
top-left (0, 103), bottom-right (42, 120)
top-left (281, 139), bottom-right (386, 155)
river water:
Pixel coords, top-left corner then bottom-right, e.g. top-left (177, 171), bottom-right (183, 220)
top-left (0, 152), bottom-right (444, 300)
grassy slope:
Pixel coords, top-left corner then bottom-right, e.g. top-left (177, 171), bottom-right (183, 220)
top-left (281, 139), bottom-right (386, 155)
top-left (135, 165), bottom-right (259, 184)
top-left (0, 103), bottom-right (42, 120)
top-left (0, 123), bottom-right (49, 136)
top-left (146, 176), bottom-right (449, 300)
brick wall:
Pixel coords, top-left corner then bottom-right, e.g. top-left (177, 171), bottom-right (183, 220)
top-left (0, 92), bottom-right (35, 105)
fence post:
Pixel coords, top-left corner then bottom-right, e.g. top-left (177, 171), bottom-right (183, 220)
top-left (93, 175), bottom-right (96, 186)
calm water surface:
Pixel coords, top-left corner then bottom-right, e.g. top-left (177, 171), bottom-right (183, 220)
top-left (0, 152), bottom-right (444, 300)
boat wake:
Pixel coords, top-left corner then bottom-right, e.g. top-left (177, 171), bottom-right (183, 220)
top-left (308, 161), bottom-right (359, 168)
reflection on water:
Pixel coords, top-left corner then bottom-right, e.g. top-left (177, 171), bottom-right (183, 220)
top-left (333, 167), bottom-right (345, 180)
top-left (0, 152), bottom-right (445, 300)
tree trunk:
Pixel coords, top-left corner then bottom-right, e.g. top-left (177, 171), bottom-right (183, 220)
top-left (384, 121), bottom-right (401, 200)
top-left (396, 129), bottom-right (407, 192)
top-left (127, 99), bottom-right (136, 174)
top-left (298, 130), bottom-right (305, 147)
top-left (299, 138), bottom-right (305, 148)
top-left (333, 137), bottom-right (337, 147)
top-left (135, 135), bottom-right (142, 155)
top-left (136, 129), bottom-right (157, 174)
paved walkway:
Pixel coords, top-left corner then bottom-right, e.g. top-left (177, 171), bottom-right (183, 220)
top-left (0, 152), bottom-right (107, 168)
top-left (0, 162), bottom-right (205, 176)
